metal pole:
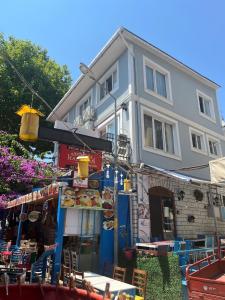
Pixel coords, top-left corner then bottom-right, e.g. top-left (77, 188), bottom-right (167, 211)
top-left (209, 185), bottom-right (218, 245)
top-left (79, 63), bottom-right (119, 265)
top-left (113, 93), bottom-right (118, 265)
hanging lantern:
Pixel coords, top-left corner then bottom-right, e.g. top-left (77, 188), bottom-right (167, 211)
top-left (124, 179), bottom-right (131, 192)
top-left (77, 156), bottom-right (90, 179)
top-left (16, 104), bottom-right (44, 142)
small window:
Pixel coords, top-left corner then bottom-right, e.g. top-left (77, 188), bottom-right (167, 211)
top-left (99, 66), bottom-right (118, 101)
top-left (207, 135), bottom-right (221, 157)
top-left (190, 128), bottom-right (206, 154)
top-left (144, 57), bottom-right (172, 103)
top-left (191, 133), bottom-right (203, 150)
top-left (197, 91), bottom-right (215, 121)
top-left (144, 113), bottom-right (177, 156)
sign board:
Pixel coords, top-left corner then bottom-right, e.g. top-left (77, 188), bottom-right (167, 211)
top-left (61, 187), bottom-right (103, 210)
top-left (73, 171), bottom-right (88, 188)
top-left (58, 144), bottom-right (102, 170)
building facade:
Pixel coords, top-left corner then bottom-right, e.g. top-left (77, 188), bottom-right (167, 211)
top-left (48, 28), bottom-right (225, 241)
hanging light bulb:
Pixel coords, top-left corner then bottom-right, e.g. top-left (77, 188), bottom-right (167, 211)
top-left (120, 173), bottom-right (124, 186)
top-left (106, 164), bottom-right (110, 179)
top-left (114, 169), bottom-right (119, 184)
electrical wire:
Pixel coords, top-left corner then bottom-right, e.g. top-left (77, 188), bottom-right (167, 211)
top-left (0, 43), bottom-right (112, 165)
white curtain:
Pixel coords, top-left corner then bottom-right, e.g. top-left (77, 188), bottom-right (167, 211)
top-left (165, 123), bottom-right (174, 154)
top-left (156, 71), bottom-right (167, 97)
top-left (146, 66), bottom-right (154, 91)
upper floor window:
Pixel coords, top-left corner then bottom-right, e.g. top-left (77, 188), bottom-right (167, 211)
top-left (197, 90), bottom-right (215, 122)
top-left (206, 135), bottom-right (221, 157)
top-left (98, 63), bottom-right (118, 102)
top-left (79, 96), bottom-right (91, 117)
top-left (143, 108), bottom-right (181, 159)
top-left (143, 56), bottom-right (172, 104)
top-left (189, 127), bottom-right (206, 154)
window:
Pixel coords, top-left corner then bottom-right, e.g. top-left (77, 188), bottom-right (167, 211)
top-left (144, 57), bottom-right (172, 103)
top-left (98, 115), bottom-right (120, 140)
top-left (79, 96), bottom-right (91, 117)
top-left (207, 135), bottom-right (221, 157)
top-left (99, 68), bottom-right (118, 101)
top-left (197, 90), bottom-right (215, 121)
top-left (189, 128), bottom-right (206, 154)
top-left (191, 133), bottom-right (202, 150)
top-left (143, 112), bottom-right (179, 157)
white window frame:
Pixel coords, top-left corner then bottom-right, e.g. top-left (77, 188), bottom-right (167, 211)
top-left (197, 89), bottom-right (216, 123)
top-left (97, 62), bottom-right (119, 105)
top-left (141, 106), bottom-right (181, 160)
top-left (97, 110), bottom-right (122, 137)
top-left (189, 127), bottom-right (207, 155)
top-left (76, 91), bottom-right (92, 120)
top-left (143, 56), bottom-right (173, 105)
top-left (206, 134), bottom-right (222, 158)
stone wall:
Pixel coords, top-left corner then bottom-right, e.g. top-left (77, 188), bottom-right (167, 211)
top-left (136, 173), bottom-right (225, 241)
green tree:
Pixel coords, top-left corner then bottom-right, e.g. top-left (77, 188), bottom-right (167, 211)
top-left (0, 33), bottom-right (72, 153)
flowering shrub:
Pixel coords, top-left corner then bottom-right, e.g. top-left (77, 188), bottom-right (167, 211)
top-left (0, 132), bottom-right (57, 208)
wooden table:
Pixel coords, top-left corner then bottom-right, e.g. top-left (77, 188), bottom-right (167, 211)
top-left (82, 272), bottom-right (136, 297)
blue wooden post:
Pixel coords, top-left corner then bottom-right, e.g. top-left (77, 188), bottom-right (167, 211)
top-left (52, 187), bottom-right (66, 284)
top-left (16, 204), bottom-right (24, 247)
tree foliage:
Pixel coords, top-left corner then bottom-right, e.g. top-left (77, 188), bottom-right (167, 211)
top-left (0, 131), bottom-right (58, 207)
top-left (0, 33), bottom-right (72, 153)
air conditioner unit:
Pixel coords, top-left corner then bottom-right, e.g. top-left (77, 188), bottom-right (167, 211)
top-left (74, 115), bottom-right (83, 127)
top-left (83, 107), bottom-right (96, 122)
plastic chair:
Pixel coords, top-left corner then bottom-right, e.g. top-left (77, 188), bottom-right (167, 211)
top-left (205, 236), bottom-right (214, 248)
top-left (10, 249), bottom-right (23, 266)
top-left (173, 240), bottom-right (181, 253)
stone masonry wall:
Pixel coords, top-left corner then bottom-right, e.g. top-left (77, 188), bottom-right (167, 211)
top-left (136, 173), bottom-right (225, 242)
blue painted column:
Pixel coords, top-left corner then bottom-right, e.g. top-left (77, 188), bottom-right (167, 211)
top-left (52, 187), bottom-right (66, 284)
top-left (16, 204), bottom-right (24, 247)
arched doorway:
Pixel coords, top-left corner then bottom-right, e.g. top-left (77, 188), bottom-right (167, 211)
top-left (149, 186), bottom-right (176, 240)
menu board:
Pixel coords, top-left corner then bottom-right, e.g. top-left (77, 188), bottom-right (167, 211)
top-left (102, 188), bottom-right (114, 230)
top-left (61, 187), bottom-right (102, 209)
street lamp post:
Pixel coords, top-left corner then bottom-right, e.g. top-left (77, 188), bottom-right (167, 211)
top-left (79, 63), bottom-right (119, 265)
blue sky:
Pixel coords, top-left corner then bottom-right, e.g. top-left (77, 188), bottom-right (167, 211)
top-left (1, 0), bottom-right (225, 118)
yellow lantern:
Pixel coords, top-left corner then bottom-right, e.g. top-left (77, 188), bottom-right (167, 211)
top-left (16, 105), bottom-right (44, 142)
top-left (124, 179), bottom-right (131, 192)
top-left (77, 156), bottom-right (90, 179)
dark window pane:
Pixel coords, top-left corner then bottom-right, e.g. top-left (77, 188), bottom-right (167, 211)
top-left (144, 115), bottom-right (153, 147)
top-left (146, 66), bottom-right (154, 91)
top-left (154, 120), bottom-right (163, 150)
top-left (156, 71), bottom-right (167, 98)
top-left (197, 135), bottom-right (202, 149)
top-left (106, 76), bottom-right (112, 93)
top-left (192, 133), bottom-right (196, 148)
top-left (199, 96), bottom-right (204, 113)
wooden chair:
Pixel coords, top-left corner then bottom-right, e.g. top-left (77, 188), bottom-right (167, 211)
top-left (61, 264), bottom-right (71, 286)
top-left (113, 266), bottom-right (126, 282)
top-left (132, 268), bottom-right (147, 299)
top-left (74, 270), bottom-right (84, 288)
top-left (63, 249), bottom-right (71, 272)
top-left (71, 251), bottom-right (77, 273)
